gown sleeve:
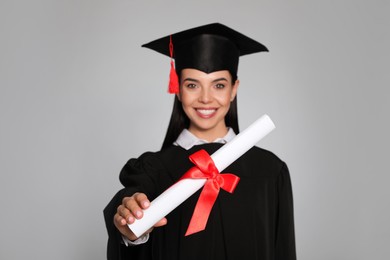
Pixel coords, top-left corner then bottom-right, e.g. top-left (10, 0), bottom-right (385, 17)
top-left (275, 162), bottom-right (296, 260)
top-left (103, 152), bottom-right (164, 260)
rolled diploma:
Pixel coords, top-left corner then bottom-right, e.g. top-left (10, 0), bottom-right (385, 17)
top-left (129, 114), bottom-right (276, 237)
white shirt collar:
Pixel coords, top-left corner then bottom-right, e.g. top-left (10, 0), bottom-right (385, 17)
top-left (174, 128), bottom-right (236, 150)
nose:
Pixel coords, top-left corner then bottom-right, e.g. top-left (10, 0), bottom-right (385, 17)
top-left (199, 88), bottom-right (212, 103)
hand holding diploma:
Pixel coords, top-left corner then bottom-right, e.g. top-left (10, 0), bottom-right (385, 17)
top-left (114, 193), bottom-right (167, 241)
top-left (117, 114), bottom-right (276, 239)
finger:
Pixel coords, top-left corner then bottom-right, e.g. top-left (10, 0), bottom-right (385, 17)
top-left (133, 193), bottom-right (151, 209)
top-left (114, 213), bottom-right (127, 226)
top-left (117, 204), bottom-right (135, 224)
top-left (140, 218), bottom-right (168, 237)
top-left (123, 196), bottom-right (144, 220)
top-left (113, 215), bottom-right (138, 241)
top-left (153, 217), bottom-right (168, 228)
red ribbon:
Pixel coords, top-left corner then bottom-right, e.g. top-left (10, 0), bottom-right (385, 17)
top-left (180, 149), bottom-right (240, 236)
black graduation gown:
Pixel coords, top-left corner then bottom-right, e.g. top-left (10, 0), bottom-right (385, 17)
top-left (104, 143), bottom-right (296, 260)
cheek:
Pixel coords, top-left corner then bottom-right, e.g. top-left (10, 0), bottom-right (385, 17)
top-left (217, 91), bottom-right (233, 106)
top-left (181, 89), bottom-right (200, 103)
top-left (180, 92), bottom-right (194, 107)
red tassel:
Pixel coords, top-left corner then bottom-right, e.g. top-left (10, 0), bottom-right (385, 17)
top-left (169, 60), bottom-right (179, 94)
top-left (168, 35), bottom-right (179, 94)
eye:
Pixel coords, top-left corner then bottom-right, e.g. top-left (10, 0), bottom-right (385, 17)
top-left (186, 83), bottom-right (197, 89)
top-left (215, 83), bottom-right (225, 89)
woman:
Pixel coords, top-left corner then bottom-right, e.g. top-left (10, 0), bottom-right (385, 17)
top-left (104, 23), bottom-right (296, 260)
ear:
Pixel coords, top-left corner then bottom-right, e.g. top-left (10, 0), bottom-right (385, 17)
top-left (231, 79), bottom-right (239, 101)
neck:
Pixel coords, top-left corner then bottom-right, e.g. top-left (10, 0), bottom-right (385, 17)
top-left (188, 126), bottom-right (228, 142)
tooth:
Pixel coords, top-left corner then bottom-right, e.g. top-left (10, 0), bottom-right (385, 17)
top-left (197, 109), bottom-right (215, 115)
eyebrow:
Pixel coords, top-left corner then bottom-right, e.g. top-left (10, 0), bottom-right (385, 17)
top-left (183, 77), bottom-right (229, 83)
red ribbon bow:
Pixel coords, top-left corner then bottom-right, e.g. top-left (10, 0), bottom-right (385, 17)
top-left (181, 149), bottom-right (240, 236)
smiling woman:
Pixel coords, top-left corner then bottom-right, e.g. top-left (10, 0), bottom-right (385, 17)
top-left (104, 23), bottom-right (296, 260)
top-left (178, 69), bottom-right (239, 141)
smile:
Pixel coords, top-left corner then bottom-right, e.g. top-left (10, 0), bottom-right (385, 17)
top-left (196, 108), bottom-right (217, 118)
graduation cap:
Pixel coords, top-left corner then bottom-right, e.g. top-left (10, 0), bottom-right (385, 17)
top-left (142, 23), bottom-right (268, 93)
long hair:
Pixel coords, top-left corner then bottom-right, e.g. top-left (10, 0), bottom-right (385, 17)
top-left (161, 94), bottom-right (240, 149)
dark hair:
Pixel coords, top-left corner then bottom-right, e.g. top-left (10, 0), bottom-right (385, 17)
top-left (161, 74), bottom-right (240, 149)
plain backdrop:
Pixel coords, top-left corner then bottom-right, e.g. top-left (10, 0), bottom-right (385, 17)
top-left (1, 1), bottom-right (389, 259)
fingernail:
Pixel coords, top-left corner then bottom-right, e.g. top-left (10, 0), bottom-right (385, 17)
top-left (143, 201), bottom-right (150, 208)
top-left (128, 216), bottom-right (134, 223)
top-left (136, 210), bottom-right (142, 218)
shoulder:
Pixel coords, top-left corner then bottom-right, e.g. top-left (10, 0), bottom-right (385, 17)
top-left (119, 146), bottom-right (193, 191)
top-left (122, 151), bottom-right (162, 172)
top-left (238, 146), bottom-right (288, 177)
top-left (120, 145), bottom-right (187, 175)
top-left (249, 146), bottom-right (285, 164)
top-left (119, 150), bottom-right (164, 185)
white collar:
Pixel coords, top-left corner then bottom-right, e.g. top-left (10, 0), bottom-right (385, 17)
top-left (174, 128), bottom-right (236, 150)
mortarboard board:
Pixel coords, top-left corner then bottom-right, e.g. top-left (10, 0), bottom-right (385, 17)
top-left (142, 23), bottom-right (268, 93)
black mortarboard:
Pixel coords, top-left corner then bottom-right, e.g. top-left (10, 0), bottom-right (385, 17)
top-left (142, 23), bottom-right (268, 93)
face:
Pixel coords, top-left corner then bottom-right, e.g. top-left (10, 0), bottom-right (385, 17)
top-left (177, 69), bottom-right (239, 141)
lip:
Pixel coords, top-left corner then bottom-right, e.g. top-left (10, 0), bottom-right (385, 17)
top-left (195, 108), bottom-right (218, 119)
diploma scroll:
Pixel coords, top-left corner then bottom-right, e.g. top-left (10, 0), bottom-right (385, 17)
top-left (129, 114), bottom-right (276, 237)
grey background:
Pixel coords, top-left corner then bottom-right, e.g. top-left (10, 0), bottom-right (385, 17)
top-left (1, 0), bottom-right (389, 259)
